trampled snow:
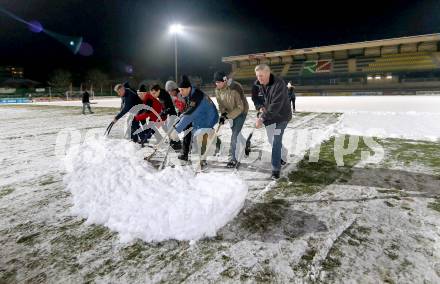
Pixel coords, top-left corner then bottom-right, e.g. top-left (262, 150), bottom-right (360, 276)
top-left (337, 111), bottom-right (440, 141)
top-left (2, 106), bottom-right (440, 282)
top-left (63, 137), bottom-right (248, 243)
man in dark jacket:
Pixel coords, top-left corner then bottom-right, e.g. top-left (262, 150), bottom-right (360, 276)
top-left (150, 84), bottom-right (178, 118)
top-left (150, 84), bottom-right (181, 150)
top-left (113, 83), bottom-right (143, 142)
top-left (251, 83), bottom-right (265, 111)
top-left (82, 90), bottom-right (93, 114)
top-left (255, 64), bottom-right (292, 179)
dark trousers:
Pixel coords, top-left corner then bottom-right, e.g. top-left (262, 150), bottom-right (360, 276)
top-left (182, 123), bottom-right (192, 156)
top-left (82, 103), bottom-right (93, 114)
top-left (291, 96), bottom-right (296, 111)
top-left (131, 120), bottom-right (155, 143)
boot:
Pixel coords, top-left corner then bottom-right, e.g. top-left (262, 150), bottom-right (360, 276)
top-left (200, 160), bottom-right (208, 169)
top-left (226, 160), bottom-right (238, 168)
top-left (178, 153), bottom-right (189, 161)
top-left (170, 140), bottom-right (182, 151)
top-left (215, 138), bottom-right (222, 155)
top-left (271, 171), bottom-right (280, 180)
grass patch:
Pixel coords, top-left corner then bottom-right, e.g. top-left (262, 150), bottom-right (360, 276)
top-left (254, 265), bottom-right (275, 282)
top-left (0, 269), bottom-right (17, 283)
top-left (383, 139), bottom-right (440, 174)
top-left (123, 241), bottom-right (149, 261)
top-left (16, 232), bottom-right (40, 244)
top-left (294, 249), bottom-right (317, 274)
top-left (220, 267), bottom-right (238, 278)
top-left (301, 249), bottom-right (317, 262)
top-left (272, 136), bottom-right (440, 200)
top-left (384, 243), bottom-right (400, 260)
top-left (0, 186), bottom-right (14, 198)
top-left (401, 204), bottom-right (412, 211)
top-left (39, 175), bottom-right (58, 186)
top-left (273, 136), bottom-right (378, 198)
top-left (322, 246), bottom-right (344, 271)
top-left (343, 222), bottom-right (371, 247)
top-left (240, 199), bottom-right (288, 233)
top-left (50, 224), bottom-right (114, 253)
top-left (322, 257), bottom-right (341, 271)
top-left (428, 199), bottom-right (440, 213)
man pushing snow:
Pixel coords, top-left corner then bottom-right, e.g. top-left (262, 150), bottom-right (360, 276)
top-left (171, 75), bottom-right (219, 169)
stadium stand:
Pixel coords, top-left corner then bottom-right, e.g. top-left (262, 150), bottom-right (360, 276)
top-left (223, 34), bottom-right (440, 95)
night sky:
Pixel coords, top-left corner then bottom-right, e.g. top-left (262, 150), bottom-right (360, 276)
top-left (1, 0), bottom-right (439, 83)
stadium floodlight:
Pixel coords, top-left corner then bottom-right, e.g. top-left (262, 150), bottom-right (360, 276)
top-left (169, 24), bottom-right (184, 82)
top-left (169, 24), bottom-right (183, 35)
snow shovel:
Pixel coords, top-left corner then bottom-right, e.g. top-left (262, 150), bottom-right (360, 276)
top-left (104, 121), bottom-right (115, 137)
top-left (144, 115), bottom-right (184, 162)
top-left (245, 112), bottom-right (263, 156)
top-left (144, 124), bottom-right (177, 161)
top-left (244, 129), bottom-right (254, 156)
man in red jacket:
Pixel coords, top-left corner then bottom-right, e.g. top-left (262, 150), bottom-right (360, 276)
top-left (134, 85), bottom-right (163, 144)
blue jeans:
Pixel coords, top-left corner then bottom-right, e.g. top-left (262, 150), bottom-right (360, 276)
top-left (82, 103), bottom-right (92, 114)
top-left (230, 113), bottom-right (247, 161)
top-left (265, 121), bottom-right (288, 171)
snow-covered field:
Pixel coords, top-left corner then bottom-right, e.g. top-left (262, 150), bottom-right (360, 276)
top-left (1, 97), bottom-right (440, 283)
top-left (25, 95), bottom-right (440, 113)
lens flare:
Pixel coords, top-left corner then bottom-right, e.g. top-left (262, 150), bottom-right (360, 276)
top-left (125, 65), bottom-right (134, 74)
top-left (79, 42), bottom-right (94, 56)
top-left (28, 20), bottom-right (43, 33)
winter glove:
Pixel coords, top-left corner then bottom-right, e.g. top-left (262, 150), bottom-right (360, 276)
top-left (219, 112), bottom-right (228, 125)
top-left (160, 108), bottom-right (171, 117)
top-left (169, 127), bottom-right (180, 142)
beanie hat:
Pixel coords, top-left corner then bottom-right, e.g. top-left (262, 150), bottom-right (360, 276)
top-left (165, 80), bottom-right (178, 92)
top-left (213, 71), bottom-right (227, 82)
top-left (123, 81), bottom-right (131, 89)
top-left (138, 84), bottom-right (147, 92)
top-left (178, 75), bottom-right (191, 88)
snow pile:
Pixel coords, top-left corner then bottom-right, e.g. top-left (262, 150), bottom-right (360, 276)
top-left (338, 111), bottom-right (440, 141)
top-left (63, 138), bottom-right (248, 243)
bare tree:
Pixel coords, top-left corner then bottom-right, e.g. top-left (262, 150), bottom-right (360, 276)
top-left (49, 69), bottom-right (72, 94)
top-left (86, 69), bottom-right (109, 96)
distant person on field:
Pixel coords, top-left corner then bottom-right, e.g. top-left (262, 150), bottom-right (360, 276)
top-left (287, 81), bottom-right (296, 112)
top-left (82, 90), bottom-right (93, 114)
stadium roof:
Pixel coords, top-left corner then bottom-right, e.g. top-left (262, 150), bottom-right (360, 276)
top-left (0, 78), bottom-right (42, 88)
top-left (222, 33), bottom-right (440, 63)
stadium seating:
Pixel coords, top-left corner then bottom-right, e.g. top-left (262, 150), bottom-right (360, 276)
top-left (231, 52), bottom-right (440, 81)
top-left (362, 52), bottom-right (437, 72)
top-left (233, 63), bottom-right (286, 79)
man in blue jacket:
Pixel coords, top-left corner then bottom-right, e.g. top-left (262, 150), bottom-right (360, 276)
top-left (113, 83), bottom-right (143, 142)
top-left (173, 75), bottom-right (219, 167)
